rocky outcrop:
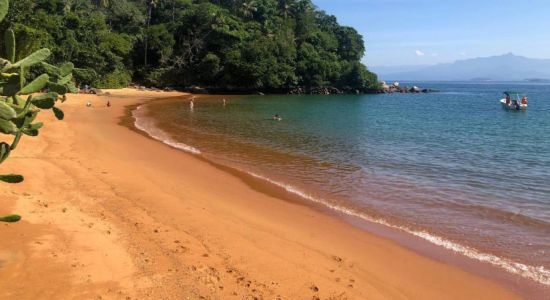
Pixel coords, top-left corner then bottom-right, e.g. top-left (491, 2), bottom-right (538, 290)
top-left (126, 82), bottom-right (436, 95)
top-left (287, 87), bottom-right (345, 95)
top-left (380, 81), bottom-right (437, 93)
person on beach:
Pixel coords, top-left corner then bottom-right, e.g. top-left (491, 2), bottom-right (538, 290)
top-left (107, 101), bottom-right (111, 107)
top-left (86, 101), bottom-right (92, 107)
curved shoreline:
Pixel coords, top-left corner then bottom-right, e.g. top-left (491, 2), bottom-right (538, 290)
top-left (1, 89), bottom-right (527, 299)
top-left (127, 95), bottom-right (548, 297)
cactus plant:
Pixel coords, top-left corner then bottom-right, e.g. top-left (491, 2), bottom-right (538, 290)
top-left (0, 0), bottom-right (76, 222)
top-left (0, 214), bottom-right (21, 222)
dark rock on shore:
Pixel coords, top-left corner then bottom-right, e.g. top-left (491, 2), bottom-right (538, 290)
top-left (380, 81), bottom-right (437, 94)
top-left (288, 87), bottom-right (344, 95)
top-left (128, 82), bottom-right (436, 95)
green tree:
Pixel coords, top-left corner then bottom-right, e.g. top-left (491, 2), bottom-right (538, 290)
top-left (0, 0), bottom-right (379, 91)
top-left (144, 0), bottom-right (160, 67)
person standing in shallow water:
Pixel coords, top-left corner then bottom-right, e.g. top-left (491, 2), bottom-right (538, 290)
top-left (222, 98), bottom-right (226, 106)
top-left (190, 98), bottom-right (194, 110)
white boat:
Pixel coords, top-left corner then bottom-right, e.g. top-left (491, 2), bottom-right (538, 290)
top-left (500, 91), bottom-right (527, 111)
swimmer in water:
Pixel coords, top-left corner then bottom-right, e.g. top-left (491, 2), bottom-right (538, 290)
top-left (272, 114), bottom-right (282, 121)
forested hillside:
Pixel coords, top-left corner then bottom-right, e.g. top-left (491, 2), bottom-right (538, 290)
top-left (0, 0), bottom-right (378, 92)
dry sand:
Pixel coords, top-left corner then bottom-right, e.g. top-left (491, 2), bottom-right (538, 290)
top-left (0, 89), bottom-right (522, 299)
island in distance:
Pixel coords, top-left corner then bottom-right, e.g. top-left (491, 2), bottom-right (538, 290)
top-left (372, 53), bottom-right (550, 82)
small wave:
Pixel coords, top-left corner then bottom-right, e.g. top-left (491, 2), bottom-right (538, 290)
top-left (132, 105), bottom-right (201, 155)
top-left (246, 171), bottom-right (550, 286)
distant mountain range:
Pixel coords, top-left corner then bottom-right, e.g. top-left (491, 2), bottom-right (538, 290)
top-left (371, 53), bottom-right (550, 81)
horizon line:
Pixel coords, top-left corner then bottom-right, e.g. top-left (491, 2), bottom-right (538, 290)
top-left (368, 52), bottom-right (550, 68)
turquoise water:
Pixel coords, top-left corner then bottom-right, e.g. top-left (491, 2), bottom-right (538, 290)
top-left (133, 82), bottom-right (550, 286)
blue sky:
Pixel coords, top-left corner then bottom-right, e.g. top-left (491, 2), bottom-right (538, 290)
top-left (313, 0), bottom-right (550, 66)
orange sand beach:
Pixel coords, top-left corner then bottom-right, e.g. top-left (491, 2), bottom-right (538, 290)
top-left (0, 89), bottom-right (522, 299)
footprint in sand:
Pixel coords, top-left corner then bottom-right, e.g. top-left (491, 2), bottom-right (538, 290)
top-left (332, 255), bottom-right (343, 263)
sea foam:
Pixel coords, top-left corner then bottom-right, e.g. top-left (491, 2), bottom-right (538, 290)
top-left (132, 105), bottom-right (201, 155)
top-left (245, 171), bottom-right (550, 286)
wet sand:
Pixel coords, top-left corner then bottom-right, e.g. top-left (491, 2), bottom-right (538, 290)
top-left (0, 89), bottom-right (522, 299)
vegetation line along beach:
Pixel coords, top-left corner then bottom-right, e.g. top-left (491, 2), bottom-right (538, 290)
top-left (4, 0), bottom-right (378, 93)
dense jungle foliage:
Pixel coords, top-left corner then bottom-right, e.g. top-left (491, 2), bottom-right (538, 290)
top-left (0, 0), bottom-right (379, 91)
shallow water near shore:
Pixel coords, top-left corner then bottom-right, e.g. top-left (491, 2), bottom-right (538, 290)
top-left (132, 82), bottom-right (550, 290)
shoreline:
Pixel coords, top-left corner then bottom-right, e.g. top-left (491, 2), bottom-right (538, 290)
top-left (128, 95), bottom-right (549, 298)
top-left (0, 89), bottom-right (527, 299)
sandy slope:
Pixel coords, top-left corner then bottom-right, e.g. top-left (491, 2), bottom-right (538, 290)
top-left (0, 89), bottom-right (521, 299)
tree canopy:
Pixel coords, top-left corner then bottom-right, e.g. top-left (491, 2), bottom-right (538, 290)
top-left (0, 0), bottom-right (379, 91)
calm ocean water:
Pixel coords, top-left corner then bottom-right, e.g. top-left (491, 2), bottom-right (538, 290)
top-left (133, 82), bottom-right (550, 286)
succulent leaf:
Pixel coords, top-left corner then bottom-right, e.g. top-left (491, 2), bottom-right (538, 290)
top-left (0, 100), bottom-right (16, 119)
top-left (23, 111), bottom-right (37, 126)
top-left (5, 29), bottom-right (15, 63)
top-left (0, 118), bottom-right (16, 134)
top-left (0, 0), bottom-right (8, 23)
top-left (9, 49), bottom-right (51, 70)
top-left (48, 82), bottom-right (68, 94)
top-left (19, 74), bottom-right (49, 94)
top-left (32, 97), bottom-right (55, 109)
top-left (0, 214), bottom-right (21, 222)
top-left (67, 83), bottom-right (78, 94)
top-left (58, 73), bottom-right (73, 85)
top-left (0, 174), bottom-right (24, 183)
top-left (52, 107), bottom-right (64, 120)
top-left (27, 122), bottom-right (43, 130)
top-left (33, 92), bottom-right (58, 102)
top-left (2, 76), bottom-right (21, 96)
top-left (59, 62), bottom-right (74, 77)
top-left (41, 62), bottom-right (60, 78)
top-left (12, 110), bottom-right (37, 128)
top-left (21, 128), bottom-right (39, 136)
top-left (0, 141), bottom-right (9, 163)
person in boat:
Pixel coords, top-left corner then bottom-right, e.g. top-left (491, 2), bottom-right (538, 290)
top-left (521, 96), bottom-right (528, 105)
top-left (511, 99), bottom-right (520, 110)
top-left (505, 95), bottom-right (511, 105)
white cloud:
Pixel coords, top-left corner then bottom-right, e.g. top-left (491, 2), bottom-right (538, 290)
top-left (459, 52), bottom-right (467, 56)
top-left (415, 50), bottom-right (425, 56)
